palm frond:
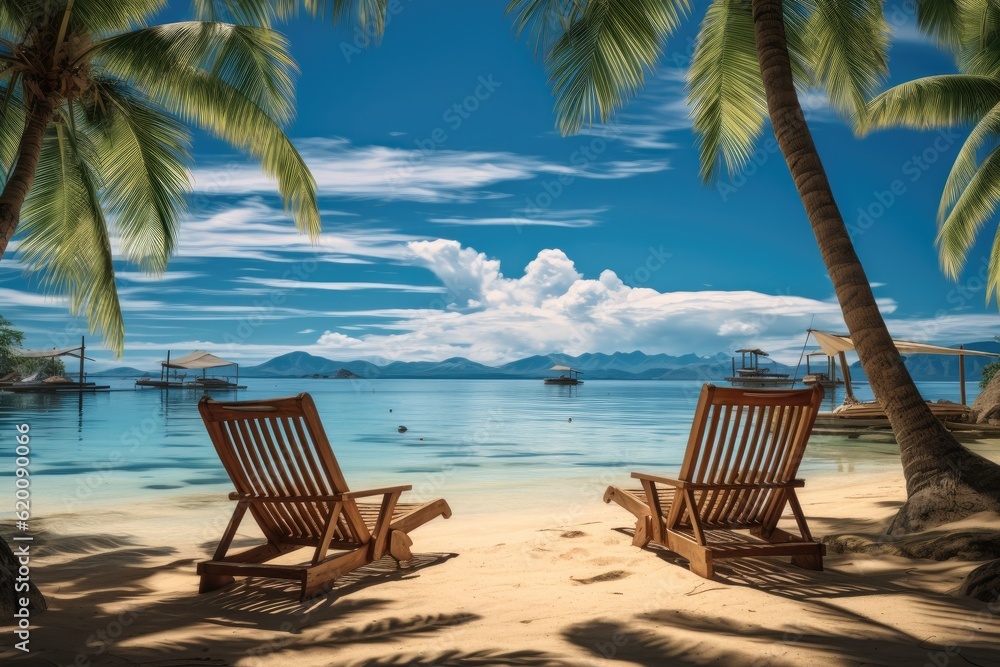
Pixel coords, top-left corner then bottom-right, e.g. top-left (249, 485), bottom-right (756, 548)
top-left (159, 68), bottom-right (319, 235)
top-left (92, 21), bottom-right (297, 125)
top-left (538, 0), bottom-right (690, 135)
top-left (915, 0), bottom-right (963, 48)
top-left (95, 22), bottom-right (318, 235)
top-left (69, 0), bottom-right (164, 36)
top-left (19, 121), bottom-right (124, 354)
top-left (688, 0), bottom-right (765, 181)
top-left (952, 0), bottom-right (1000, 77)
top-left (191, 0), bottom-right (288, 26)
top-left (307, 0), bottom-right (390, 41)
top-left (506, 0), bottom-right (585, 57)
top-left (0, 1), bottom-right (37, 40)
top-left (939, 102), bottom-right (1000, 223)
top-left (937, 144), bottom-right (1000, 282)
top-left (988, 217), bottom-right (1000, 305)
top-left (0, 76), bottom-right (25, 186)
top-left (81, 79), bottom-right (191, 272)
top-left (861, 74), bottom-right (1000, 134)
top-left (807, 0), bottom-right (888, 120)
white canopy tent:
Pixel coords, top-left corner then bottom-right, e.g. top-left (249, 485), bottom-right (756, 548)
top-left (162, 350), bottom-right (237, 370)
top-left (17, 337), bottom-right (93, 382)
top-left (806, 330), bottom-right (998, 404)
top-left (156, 350), bottom-right (239, 385)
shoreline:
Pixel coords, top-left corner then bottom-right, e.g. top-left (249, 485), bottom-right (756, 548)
top-left (5, 459), bottom-right (1000, 665)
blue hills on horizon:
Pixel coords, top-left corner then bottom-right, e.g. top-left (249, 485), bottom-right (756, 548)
top-left (90, 342), bottom-right (1000, 382)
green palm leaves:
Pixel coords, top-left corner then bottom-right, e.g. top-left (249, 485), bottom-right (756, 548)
top-left (0, 0), bottom-right (389, 356)
top-left (862, 2), bottom-right (1000, 304)
top-left (507, 0), bottom-right (889, 180)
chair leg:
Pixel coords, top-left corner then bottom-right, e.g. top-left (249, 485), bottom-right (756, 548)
top-left (687, 551), bottom-right (714, 579)
top-left (199, 573), bottom-right (235, 594)
top-left (389, 530), bottom-right (413, 562)
top-left (791, 553), bottom-right (823, 571)
top-left (632, 516), bottom-right (651, 548)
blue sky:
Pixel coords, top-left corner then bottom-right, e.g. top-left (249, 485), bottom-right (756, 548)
top-left (2, 0), bottom-right (999, 370)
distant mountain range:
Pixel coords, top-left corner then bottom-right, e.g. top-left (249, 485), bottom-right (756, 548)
top-left (91, 343), bottom-right (999, 382)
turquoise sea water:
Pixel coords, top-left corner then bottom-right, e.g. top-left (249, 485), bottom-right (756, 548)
top-left (0, 378), bottom-right (986, 516)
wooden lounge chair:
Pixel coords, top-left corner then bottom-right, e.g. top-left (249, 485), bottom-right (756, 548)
top-left (603, 384), bottom-right (825, 578)
top-left (197, 393), bottom-right (452, 600)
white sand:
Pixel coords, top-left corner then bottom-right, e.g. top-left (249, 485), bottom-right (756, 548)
top-left (4, 464), bottom-right (1000, 666)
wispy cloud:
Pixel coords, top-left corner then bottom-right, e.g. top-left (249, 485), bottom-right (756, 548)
top-left (173, 199), bottom-right (427, 263)
top-left (430, 208), bottom-right (606, 228)
top-left (236, 277), bottom-right (445, 294)
top-left (190, 138), bottom-right (670, 204)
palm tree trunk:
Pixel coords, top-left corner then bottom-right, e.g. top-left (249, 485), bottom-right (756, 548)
top-left (0, 98), bottom-right (55, 259)
top-left (0, 99), bottom-right (55, 615)
top-left (751, 0), bottom-right (1000, 533)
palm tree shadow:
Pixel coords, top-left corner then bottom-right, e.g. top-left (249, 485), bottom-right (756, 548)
top-left (10, 543), bottom-right (464, 665)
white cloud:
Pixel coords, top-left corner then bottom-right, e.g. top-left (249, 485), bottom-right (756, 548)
top-left (430, 208), bottom-right (605, 228)
top-left (190, 138), bottom-right (670, 204)
top-left (173, 199), bottom-right (427, 263)
top-left (297, 240), bottom-right (901, 364)
top-left (116, 271), bottom-right (205, 283)
top-left (298, 328), bottom-right (316, 334)
top-left (236, 277), bottom-right (445, 294)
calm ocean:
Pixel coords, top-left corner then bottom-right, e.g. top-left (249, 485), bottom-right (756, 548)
top-left (0, 378), bottom-right (983, 516)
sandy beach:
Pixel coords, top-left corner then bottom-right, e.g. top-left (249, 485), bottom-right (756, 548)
top-left (4, 458), bottom-right (1000, 667)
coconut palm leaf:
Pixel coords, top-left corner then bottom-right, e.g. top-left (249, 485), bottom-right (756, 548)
top-left (0, 79), bottom-right (25, 184)
top-left (81, 79), bottom-right (191, 272)
top-left (686, 0), bottom-right (811, 181)
top-left (510, 0), bottom-right (689, 135)
top-left (91, 21), bottom-right (297, 126)
top-left (91, 21), bottom-right (318, 237)
top-left (193, 0), bottom-right (390, 37)
top-left (19, 120), bottom-right (123, 353)
top-left (807, 0), bottom-right (888, 120)
top-left (507, 0), bottom-right (585, 56)
top-left (68, 0), bottom-right (166, 35)
top-left (688, 0), bottom-right (766, 181)
top-left (0, 1), bottom-right (34, 40)
top-left (938, 144), bottom-right (1000, 288)
top-left (916, 0), bottom-right (964, 48)
top-left (939, 103), bottom-right (1000, 223)
top-left (862, 74), bottom-right (1000, 131)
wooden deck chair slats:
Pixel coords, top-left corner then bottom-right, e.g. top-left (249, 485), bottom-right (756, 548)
top-left (197, 393), bottom-right (452, 600)
top-left (603, 384), bottom-right (825, 578)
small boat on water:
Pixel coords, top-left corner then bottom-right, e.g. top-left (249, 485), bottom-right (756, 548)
top-left (544, 365), bottom-right (584, 385)
top-left (802, 351), bottom-right (844, 388)
top-left (725, 348), bottom-right (795, 387)
top-left (136, 350), bottom-right (246, 390)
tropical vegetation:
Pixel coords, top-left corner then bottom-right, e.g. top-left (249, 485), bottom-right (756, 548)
top-left (505, 0), bottom-right (1000, 533)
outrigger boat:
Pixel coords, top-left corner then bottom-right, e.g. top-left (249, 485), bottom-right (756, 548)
top-left (136, 350), bottom-right (246, 390)
top-left (801, 351), bottom-right (844, 388)
top-left (544, 365), bottom-right (584, 385)
top-left (725, 348), bottom-right (795, 387)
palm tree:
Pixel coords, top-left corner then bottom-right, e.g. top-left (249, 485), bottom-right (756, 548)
top-left (506, 0), bottom-right (1000, 534)
top-left (862, 2), bottom-right (1000, 305)
top-left (0, 0), bottom-right (392, 617)
top-left (0, 0), bottom-right (392, 355)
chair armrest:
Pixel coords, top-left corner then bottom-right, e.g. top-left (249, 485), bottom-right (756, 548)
top-left (227, 485), bottom-right (412, 503)
top-left (631, 472), bottom-right (683, 487)
top-left (629, 473), bottom-right (805, 491)
top-left (341, 485), bottom-right (412, 499)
